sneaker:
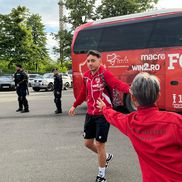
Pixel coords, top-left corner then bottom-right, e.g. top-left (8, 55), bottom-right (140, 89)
top-left (106, 153), bottom-right (113, 168)
top-left (96, 175), bottom-right (106, 182)
top-left (16, 108), bottom-right (22, 112)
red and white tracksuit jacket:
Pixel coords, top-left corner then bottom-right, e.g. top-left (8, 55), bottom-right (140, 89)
top-left (102, 105), bottom-right (182, 182)
top-left (73, 66), bottom-right (129, 115)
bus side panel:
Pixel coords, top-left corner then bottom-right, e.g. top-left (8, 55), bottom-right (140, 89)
top-left (72, 54), bottom-right (88, 99)
top-left (72, 48), bottom-right (182, 112)
top-left (165, 48), bottom-right (182, 112)
top-left (101, 49), bottom-right (166, 109)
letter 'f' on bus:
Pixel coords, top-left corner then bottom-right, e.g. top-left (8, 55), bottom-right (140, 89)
top-left (168, 54), bottom-right (181, 70)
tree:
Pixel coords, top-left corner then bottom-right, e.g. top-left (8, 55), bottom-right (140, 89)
top-left (27, 14), bottom-right (49, 71)
top-left (96, 0), bottom-right (159, 19)
top-left (54, 0), bottom-right (96, 65)
top-left (65, 0), bottom-right (96, 30)
top-left (0, 6), bottom-right (33, 65)
top-left (0, 6), bottom-right (49, 70)
top-left (53, 29), bottom-right (72, 65)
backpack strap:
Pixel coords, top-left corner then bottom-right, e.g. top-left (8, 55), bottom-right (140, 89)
top-left (101, 71), bottom-right (113, 104)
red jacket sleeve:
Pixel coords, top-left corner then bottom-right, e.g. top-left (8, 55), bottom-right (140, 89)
top-left (73, 78), bottom-right (86, 108)
top-left (103, 70), bottom-right (130, 93)
top-left (102, 107), bottom-right (128, 135)
top-left (177, 128), bottom-right (182, 146)
top-left (176, 124), bottom-right (182, 146)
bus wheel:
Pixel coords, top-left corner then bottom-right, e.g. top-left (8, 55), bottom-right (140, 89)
top-left (125, 94), bottom-right (136, 112)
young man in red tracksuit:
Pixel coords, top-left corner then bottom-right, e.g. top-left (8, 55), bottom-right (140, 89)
top-left (69, 50), bottom-right (129, 182)
top-left (97, 72), bottom-right (182, 182)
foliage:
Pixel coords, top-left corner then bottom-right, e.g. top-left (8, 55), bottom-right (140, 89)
top-left (0, 6), bottom-right (49, 67)
top-left (52, 29), bottom-right (72, 65)
top-left (64, 0), bottom-right (96, 29)
top-left (96, 0), bottom-right (159, 18)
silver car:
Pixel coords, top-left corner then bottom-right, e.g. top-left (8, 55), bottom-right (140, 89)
top-left (31, 74), bottom-right (53, 92)
top-left (28, 74), bottom-right (40, 87)
top-left (0, 75), bottom-right (15, 91)
top-left (32, 73), bottom-right (72, 92)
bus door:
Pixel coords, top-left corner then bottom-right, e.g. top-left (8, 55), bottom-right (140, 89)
top-left (165, 52), bottom-right (182, 112)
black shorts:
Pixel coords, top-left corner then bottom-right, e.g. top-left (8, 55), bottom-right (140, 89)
top-left (83, 114), bottom-right (110, 143)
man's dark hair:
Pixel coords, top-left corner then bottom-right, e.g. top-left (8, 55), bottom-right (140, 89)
top-left (52, 68), bottom-right (58, 72)
top-left (87, 50), bottom-right (101, 58)
top-left (16, 64), bottom-right (22, 68)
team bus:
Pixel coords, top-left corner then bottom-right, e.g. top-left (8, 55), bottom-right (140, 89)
top-left (71, 9), bottom-right (182, 112)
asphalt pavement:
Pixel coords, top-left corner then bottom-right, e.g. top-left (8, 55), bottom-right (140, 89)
top-left (0, 89), bottom-right (141, 182)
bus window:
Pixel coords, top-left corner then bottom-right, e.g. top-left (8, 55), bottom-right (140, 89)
top-left (148, 16), bottom-right (182, 48)
top-left (98, 20), bottom-right (155, 51)
top-left (74, 28), bottom-right (102, 54)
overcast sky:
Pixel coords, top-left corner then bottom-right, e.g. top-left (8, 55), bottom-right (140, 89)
top-left (0, 0), bottom-right (182, 59)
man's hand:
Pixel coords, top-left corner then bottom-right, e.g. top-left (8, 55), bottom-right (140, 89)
top-left (68, 106), bottom-right (76, 116)
top-left (96, 98), bottom-right (106, 111)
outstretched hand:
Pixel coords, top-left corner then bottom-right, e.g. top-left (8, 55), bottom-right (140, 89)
top-left (68, 106), bottom-right (76, 116)
top-left (96, 98), bottom-right (106, 111)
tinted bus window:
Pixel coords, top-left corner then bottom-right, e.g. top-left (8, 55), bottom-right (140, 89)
top-left (149, 16), bottom-right (182, 48)
top-left (98, 21), bottom-right (155, 51)
top-left (74, 29), bottom-right (102, 53)
top-left (74, 15), bottom-right (182, 53)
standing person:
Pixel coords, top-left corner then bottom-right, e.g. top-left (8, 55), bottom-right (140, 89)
top-left (97, 72), bottom-right (182, 182)
top-left (52, 68), bottom-right (62, 114)
top-left (69, 50), bottom-right (130, 182)
top-left (14, 64), bottom-right (29, 113)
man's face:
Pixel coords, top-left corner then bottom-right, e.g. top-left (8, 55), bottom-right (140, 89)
top-left (86, 55), bottom-right (101, 72)
top-left (53, 70), bottom-right (58, 75)
top-left (16, 66), bottom-right (21, 71)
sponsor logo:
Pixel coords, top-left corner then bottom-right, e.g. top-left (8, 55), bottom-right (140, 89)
top-left (168, 54), bottom-right (182, 70)
top-left (132, 63), bottom-right (160, 71)
top-left (141, 54), bottom-right (165, 61)
top-left (107, 53), bottom-right (128, 67)
top-left (172, 94), bottom-right (182, 108)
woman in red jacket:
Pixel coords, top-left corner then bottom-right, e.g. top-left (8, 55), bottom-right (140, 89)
top-left (97, 72), bottom-right (182, 182)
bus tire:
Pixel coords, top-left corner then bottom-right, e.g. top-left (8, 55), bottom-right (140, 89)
top-left (125, 94), bottom-right (136, 113)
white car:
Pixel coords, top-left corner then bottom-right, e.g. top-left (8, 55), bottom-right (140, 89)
top-left (61, 73), bottom-right (72, 89)
top-left (28, 74), bottom-right (40, 87)
top-left (32, 73), bottom-right (71, 92)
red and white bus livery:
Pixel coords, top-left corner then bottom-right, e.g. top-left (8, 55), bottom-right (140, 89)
top-left (71, 9), bottom-right (182, 112)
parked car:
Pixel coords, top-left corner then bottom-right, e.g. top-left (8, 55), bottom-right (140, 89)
top-left (67, 70), bottom-right (73, 87)
top-left (62, 73), bottom-right (72, 89)
top-left (32, 73), bottom-right (72, 92)
top-left (31, 74), bottom-right (53, 92)
top-left (28, 74), bottom-right (40, 87)
top-left (0, 75), bottom-right (15, 91)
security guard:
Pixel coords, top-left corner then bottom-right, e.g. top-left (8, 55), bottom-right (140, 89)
top-left (14, 64), bottom-right (29, 113)
top-left (52, 68), bottom-right (62, 114)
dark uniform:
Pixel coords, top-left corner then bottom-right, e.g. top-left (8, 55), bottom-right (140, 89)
top-left (54, 73), bottom-right (62, 113)
top-left (14, 70), bottom-right (29, 112)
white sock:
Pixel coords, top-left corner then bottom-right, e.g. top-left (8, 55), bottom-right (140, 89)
top-left (98, 167), bottom-right (106, 177)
